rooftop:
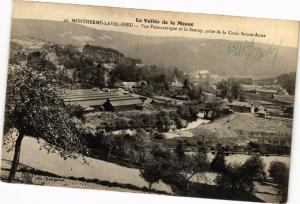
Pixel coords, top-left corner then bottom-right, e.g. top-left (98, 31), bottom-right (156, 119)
top-left (256, 89), bottom-right (277, 93)
top-left (63, 89), bottom-right (142, 108)
top-left (273, 94), bottom-right (294, 104)
top-left (109, 99), bottom-right (143, 107)
top-left (229, 101), bottom-right (253, 108)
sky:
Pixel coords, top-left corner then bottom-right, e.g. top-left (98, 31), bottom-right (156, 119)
top-left (12, 0), bottom-right (299, 48)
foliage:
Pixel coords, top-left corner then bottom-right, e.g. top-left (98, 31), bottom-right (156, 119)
top-left (210, 151), bottom-right (226, 173)
top-left (66, 104), bottom-right (85, 121)
top-left (175, 151), bottom-right (209, 191)
top-left (114, 118), bottom-right (129, 130)
top-left (140, 113), bottom-right (156, 127)
top-left (140, 159), bottom-right (162, 190)
top-left (216, 80), bottom-right (229, 98)
top-left (9, 42), bottom-right (26, 64)
top-left (203, 99), bottom-right (229, 120)
top-left (150, 145), bottom-right (177, 179)
top-left (276, 72), bottom-right (296, 95)
top-left (268, 161), bottom-right (289, 202)
top-left (183, 79), bottom-right (190, 90)
top-left (188, 86), bottom-right (203, 100)
top-left (241, 154), bottom-right (266, 181)
top-left (216, 155), bottom-right (266, 193)
top-left (156, 111), bottom-right (172, 132)
top-left (175, 141), bottom-right (185, 160)
top-left (111, 129), bottom-right (151, 165)
top-left (4, 51), bottom-right (87, 181)
top-left (176, 105), bottom-right (198, 122)
top-left (152, 132), bottom-right (166, 140)
top-left (268, 161), bottom-right (289, 184)
top-left (216, 79), bottom-right (241, 99)
top-left (111, 64), bottom-right (143, 82)
top-left (168, 111), bottom-right (183, 129)
top-left (50, 44), bottom-right (190, 96)
top-left (216, 163), bottom-right (254, 192)
top-left (230, 80), bottom-right (240, 100)
top-left (78, 56), bottom-right (106, 88)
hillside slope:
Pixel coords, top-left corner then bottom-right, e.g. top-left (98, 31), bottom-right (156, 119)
top-left (1, 136), bottom-right (172, 193)
top-left (11, 19), bottom-right (298, 78)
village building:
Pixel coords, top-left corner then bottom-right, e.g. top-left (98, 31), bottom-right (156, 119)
top-left (198, 70), bottom-right (210, 79)
top-left (114, 80), bottom-right (147, 90)
top-left (240, 84), bottom-right (261, 93)
top-left (189, 70), bottom-right (217, 86)
top-left (254, 78), bottom-right (276, 86)
top-left (135, 63), bottom-right (145, 68)
top-left (103, 98), bottom-right (143, 111)
top-left (120, 81), bottom-right (139, 89)
top-left (63, 89), bottom-right (143, 112)
top-left (203, 92), bottom-right (217, 101)
top-left (262, 85), bottom-right (289, 95)
top-left (257, 110), bottom-right (267, 118)
top-left (256, 89), bottom-right (277, 98)
top-left (228, 101), bottom-right (255, 113)
top-left (265, 107), bottom-right (284, 117)
top-left (254, 101), bottom-right (278, 112)
top-left (273, 94), bottom-right (294, 105)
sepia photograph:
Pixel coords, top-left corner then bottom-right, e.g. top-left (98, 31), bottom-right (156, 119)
top-left (1, 0), bottom-right (299, 203)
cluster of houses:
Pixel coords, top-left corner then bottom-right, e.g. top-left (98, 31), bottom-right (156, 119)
top-left (228, 99), bottom-right (293, 118)
top-left (240, 84), bottom-right (289, 97)
top-left (229, 83), bottom-right (294, 118)
top-left (63, 66), bottom-right (294, 120)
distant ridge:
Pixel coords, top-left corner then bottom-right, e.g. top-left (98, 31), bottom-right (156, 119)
top-left (11, 19), bottom-right (298, 78)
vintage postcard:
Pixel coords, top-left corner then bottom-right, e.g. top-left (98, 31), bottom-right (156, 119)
top-left (1, 0), bottom-right (299, 203)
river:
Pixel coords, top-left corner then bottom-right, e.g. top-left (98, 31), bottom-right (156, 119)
top-left (181, 112), bottom-right (210, 130)
top-left (164, 112), bottom-right (210, 139)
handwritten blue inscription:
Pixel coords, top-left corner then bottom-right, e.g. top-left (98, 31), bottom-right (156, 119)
top-left (227, 38), bottom-right (283, 69)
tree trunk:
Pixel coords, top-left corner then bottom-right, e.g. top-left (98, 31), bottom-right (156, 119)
top-left (186, 181), bottom-right (190, 192)
top-left (149, 182), bottom-right (152, 190)
top-left (107, 146), bottom-right (113, 159)
top-left (8, 131), bottom-right (25, 182)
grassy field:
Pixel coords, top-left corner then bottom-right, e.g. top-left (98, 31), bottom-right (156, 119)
top-left (203, 112), bottom-right (290, 134)
top-left (1, 136), bottom-right (172, 194)
top-left (190, 112), bottom-right (292, 145)
top-left (1, 160), bottom-right (169, 195)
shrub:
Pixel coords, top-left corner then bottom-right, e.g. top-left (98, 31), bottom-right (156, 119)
top-left (140, 159), bottom-right (162, 190)
top-left (268, 161), bottom-right (289, 185)
top-left (216, 163), bottom-right (254, 192)
top-left (66, 104), bottom-right (85, 120)
top-left (241, 154), bottom-right (266, 181)
top-left (210, 151), bottom-right (226, 173)
top-left (153, 132), bottom-right (165, 140)
top-left (268, 161), bottom-right (289, 202)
